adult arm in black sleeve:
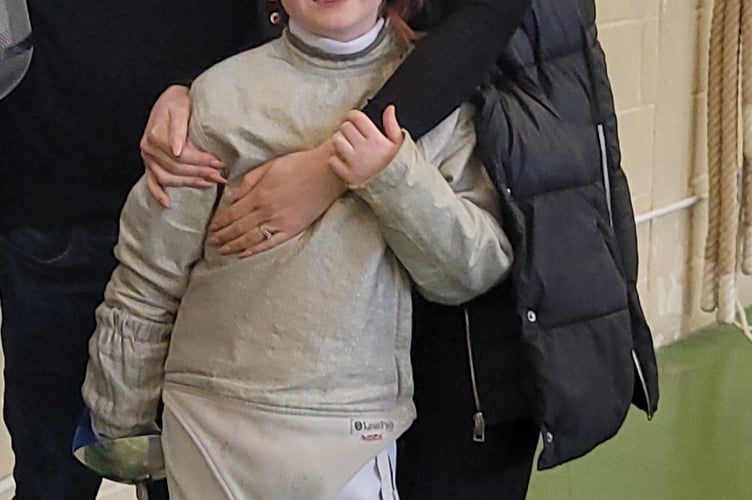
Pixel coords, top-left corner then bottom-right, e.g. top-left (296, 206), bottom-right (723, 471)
top-left (363, 0), bottom-right (531, 140)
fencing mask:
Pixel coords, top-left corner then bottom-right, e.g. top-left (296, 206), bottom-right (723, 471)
top-left (0, 0), bottom-right (32, 100)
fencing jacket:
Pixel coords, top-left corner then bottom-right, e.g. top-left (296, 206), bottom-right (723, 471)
top-left (83, 23), bottom-right (512, 497)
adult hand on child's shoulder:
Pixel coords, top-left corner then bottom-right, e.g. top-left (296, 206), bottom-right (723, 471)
top-left (329, 105), bottom-right (403, 189)
top-left (140, 85), bottom-right (226, 207)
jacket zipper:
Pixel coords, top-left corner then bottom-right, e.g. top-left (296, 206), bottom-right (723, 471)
top-left (464, 307), bottom-right (486, 442)
top-left (597, 124), bottom-right (614, 227)
top-left (632, 349), bottom-right (654, 420)
top-left (598, 122), bottom-right (653, 419)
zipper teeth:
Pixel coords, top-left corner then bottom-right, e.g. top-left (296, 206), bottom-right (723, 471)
top-left (631, 349), bottom-right (654, 420)
top-left (464, 308), bottom-right (483, 412)
top-left (599, 120), bottom-right (654, 420)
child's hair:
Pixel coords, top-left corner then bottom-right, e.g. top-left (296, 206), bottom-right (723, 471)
top-left (384, 0), bottom-right (424, 42)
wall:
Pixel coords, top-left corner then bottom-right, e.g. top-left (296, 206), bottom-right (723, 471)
top-left (596, 0), bottom-right (747, 346)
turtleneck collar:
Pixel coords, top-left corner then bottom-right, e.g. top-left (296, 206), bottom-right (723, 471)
top-left (287, 18), bottom-right (386, 56)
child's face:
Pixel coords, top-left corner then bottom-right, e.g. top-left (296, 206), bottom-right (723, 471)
top-left (282, 0), bottom-right (384, 42)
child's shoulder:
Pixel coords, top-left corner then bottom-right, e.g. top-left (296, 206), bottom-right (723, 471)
top-left (190, 40), bottom-right (285, 103)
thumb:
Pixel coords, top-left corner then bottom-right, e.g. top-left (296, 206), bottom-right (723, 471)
top-left (233, 162), bottom-right (270, 202)
top-left (382, 105), bottom-right (402, 144)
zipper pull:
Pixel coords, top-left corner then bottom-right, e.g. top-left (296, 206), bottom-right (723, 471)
top-left (473, 412), bottom-right (486, 443)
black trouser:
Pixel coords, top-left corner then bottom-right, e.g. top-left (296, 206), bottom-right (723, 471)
top-left (0, 224), bottom-right (168, 500)
top-left (398, 301), bottom-right (538, 500)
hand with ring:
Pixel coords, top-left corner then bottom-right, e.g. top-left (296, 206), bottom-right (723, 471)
top-left (142, 89), bottom-right (346, 258)
top-left (206, 140), bottom-right (346, 257)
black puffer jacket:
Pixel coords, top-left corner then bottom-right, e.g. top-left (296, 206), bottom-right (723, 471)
top-left (464, 0), bottom-right (659, 470)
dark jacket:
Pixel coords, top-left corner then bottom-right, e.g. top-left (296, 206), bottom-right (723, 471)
top-left (452, 0), bottom-right (659, 470)
top-left (0, 0), bottom-right (276, 228)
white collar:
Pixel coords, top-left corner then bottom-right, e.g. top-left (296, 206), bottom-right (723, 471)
top-left (288, 18), bottom-right (385, 55)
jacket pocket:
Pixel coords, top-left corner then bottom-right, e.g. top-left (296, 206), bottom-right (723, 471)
top-left (2, 226), bottom-right (79, 265)
top-left (517, 183), bottom-right (627, 325)
top-left (515, 183), bottom-right (635, 469)
top-left (527, 307), bottom-right (634, 470)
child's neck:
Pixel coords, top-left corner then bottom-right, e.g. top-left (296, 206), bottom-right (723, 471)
top-left (288, 18), bottom-right (385, 55)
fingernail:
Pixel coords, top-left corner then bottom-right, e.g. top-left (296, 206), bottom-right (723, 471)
top-left (208, 236), bottom-right (218, 246)
top-left (211, 160), bottom-right (225, 167)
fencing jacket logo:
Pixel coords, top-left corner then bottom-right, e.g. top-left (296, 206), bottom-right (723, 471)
top-left (350, 419), bottom-right (395, 442)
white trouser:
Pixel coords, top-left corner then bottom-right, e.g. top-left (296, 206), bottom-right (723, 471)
top-left (161, 386), bottom-right (407, 500)
top-left (335, 442), bottom-right (398, 500)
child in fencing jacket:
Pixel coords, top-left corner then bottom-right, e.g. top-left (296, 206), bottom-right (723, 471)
top-left (81, 0), bottom-right (512, 497)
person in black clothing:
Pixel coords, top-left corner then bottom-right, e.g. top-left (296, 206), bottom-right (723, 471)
top-left (0, 1), bottom-right (530, 499)
top-left (0, 4), bottom-right (260, 498)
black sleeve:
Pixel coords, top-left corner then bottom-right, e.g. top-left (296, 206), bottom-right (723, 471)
top-left (363, 0), bottom-right (532, 140)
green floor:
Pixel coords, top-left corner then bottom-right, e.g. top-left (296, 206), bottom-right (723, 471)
top-left (526, 323), bottom-right (752, 500)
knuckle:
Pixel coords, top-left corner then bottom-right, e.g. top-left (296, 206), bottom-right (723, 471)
top-left (228, 206), bottom-right (242, 221)
top-left (214, 212), bottom-right (229, 225)
top-left (238, 199), bottom-right (255, 214)
top-left (255, 190), bottom-right (270, 205)
top-left (146, 127), bottom-right (159, 142)
top-left (258, 205), bottom-right (273, 220)
top-left (240, 218), bottom-right (256, 233)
